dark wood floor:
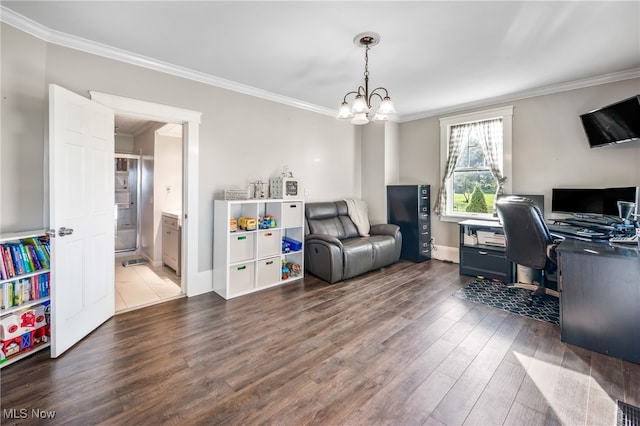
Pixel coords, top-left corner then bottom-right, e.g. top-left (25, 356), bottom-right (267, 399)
top-left (2, 260), bottom-right (639, 425)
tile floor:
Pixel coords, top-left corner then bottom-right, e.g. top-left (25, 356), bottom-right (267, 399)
top-left (114, 256), bottom-right (183, 313)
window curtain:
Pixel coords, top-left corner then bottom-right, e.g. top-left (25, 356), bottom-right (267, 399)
top-left (475, 118), bottom-right (507, 212)
top-left (433, 123), bottom-right (471, 215)
top-left (434, 118), bottom-right (507, 216)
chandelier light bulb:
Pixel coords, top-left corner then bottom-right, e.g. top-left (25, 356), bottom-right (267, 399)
top-left (350, 112), bottom-right (369, 125)
top-left (351, 95), bottom-right (370, 114)
top-left (372, 112), bottom-right (389, 122)
top-left (337, 102), bottom-right (354, 119)
top-left (378, 97), bottom-right (396, 115)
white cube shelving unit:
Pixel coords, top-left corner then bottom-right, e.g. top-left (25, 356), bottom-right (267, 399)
top-left (213, 199), bottom-right (305, 299)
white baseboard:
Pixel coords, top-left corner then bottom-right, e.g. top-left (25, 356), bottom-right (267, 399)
top-left (135, 251), bottom-right (161, 267)
top-left (432, 245), bottom-right (459, 263)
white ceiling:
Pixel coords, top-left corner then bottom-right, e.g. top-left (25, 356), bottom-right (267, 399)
top-left (114, 115), bottom-right (182, 137)
top-left (2, 1), bottom-right (639, 121)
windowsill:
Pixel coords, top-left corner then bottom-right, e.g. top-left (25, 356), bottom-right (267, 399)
top-left (439, 213), bottom-right (498, 223)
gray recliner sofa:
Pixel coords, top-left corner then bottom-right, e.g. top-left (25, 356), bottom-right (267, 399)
top-left (304, 201), bottom-right (402, 283)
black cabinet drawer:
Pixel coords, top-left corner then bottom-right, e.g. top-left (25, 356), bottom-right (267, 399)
top-left (419, 222), bottom-right (430, 238)
top-left (460, 247), bottom-right (514, 282)
top-left (418, 237), bottom-right (431, 259)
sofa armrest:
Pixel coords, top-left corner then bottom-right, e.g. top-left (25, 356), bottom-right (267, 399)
top-left (305, 233), bottom-right (343, 249)
top-left (304, 233), bottom-right (344, 283)
top-left (370, 223), bottom-right (401, 239)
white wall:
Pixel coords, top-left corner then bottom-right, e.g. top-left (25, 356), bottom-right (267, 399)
top-left (360, 121), bottom-right (401, 224)
top-left (115, 134), bottom-right (135, 154)
top-left (361, 125), bottom-right (385, 224)
top-left (154, 133), bottom-right (183, 214)
top-left (398, 78), bottom-right (640, 250)
top-left (0, 24), bottom-right (47, 231)
top-left (0, 23), bottom-right (360, 273)
top-left (385, 121), bottom-right (400, 187)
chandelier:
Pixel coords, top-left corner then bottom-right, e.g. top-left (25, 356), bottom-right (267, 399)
top-left (337, 32), bottom-right (396, 125)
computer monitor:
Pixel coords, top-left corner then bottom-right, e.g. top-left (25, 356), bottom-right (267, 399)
top-left (551, 188), bottom-right (603, 216)
top-left (551, 187), bottom-right (639, 218)
top-left (603, 186), bottom-right (638, 217)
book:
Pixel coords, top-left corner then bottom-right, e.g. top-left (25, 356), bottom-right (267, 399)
top-left (24, 238), bottom-right (50, 270)
top-left (22, 243), bottom-right (36, 271)
top-left (3, 246), bottom-right (16, 278)
top-left (1, 245), bottom-right (9, 278)
top-left (21, 278), bottom-right (31, 304)
top-left (15, 280), bottom-right (22, 306)
top-left (8, 244), bottom-right (24, 276)
top-left (33, 275), bottom-right (40, 300)
top-left (17, 243), bottom-right (34, 273)
top-left (42, 273), bottom-right (50, 297)
top-left (0, 247), bottom-right (7, 280)
top-left (2, 282), bottom-right (10, 309)
top-left (26, 244), bottom-right (42, 270)
top-left (37, 273), bottom-right (48, 298)
top-left (30, 275), bottom-right (35, 300)
top-left (39, 237), bottom-right (50, 256)
top-left (12, 280), bottom-right (20, 306)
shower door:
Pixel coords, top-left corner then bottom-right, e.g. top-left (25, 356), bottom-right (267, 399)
top-left (115, 154), bottom-right (141, 252)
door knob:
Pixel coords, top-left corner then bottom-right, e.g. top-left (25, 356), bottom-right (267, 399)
top-left (58, 227), bottom-right (74, 237)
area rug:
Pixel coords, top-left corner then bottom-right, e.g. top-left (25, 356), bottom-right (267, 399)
top-left (617, 400), bottom-right (640, 426)
top-left (454, 279), bottom-right (559, 326)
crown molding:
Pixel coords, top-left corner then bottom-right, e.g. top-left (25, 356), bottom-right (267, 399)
top-left (0, 6), bottom-right (337, 118)
top-left (400, 68), bottom-right (640, 123)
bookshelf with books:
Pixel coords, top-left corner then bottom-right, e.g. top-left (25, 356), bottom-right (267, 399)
top-left (0, 230), bottom-right (51, 368)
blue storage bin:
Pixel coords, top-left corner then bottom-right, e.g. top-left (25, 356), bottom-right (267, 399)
top-left (282, 237), bottom-right (302, 252)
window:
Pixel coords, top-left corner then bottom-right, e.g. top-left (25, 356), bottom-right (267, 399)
top-left (435, 106), bottom-right (512, 220)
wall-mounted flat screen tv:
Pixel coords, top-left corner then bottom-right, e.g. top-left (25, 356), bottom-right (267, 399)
top-left (580, 95), bottom-right (640, 148)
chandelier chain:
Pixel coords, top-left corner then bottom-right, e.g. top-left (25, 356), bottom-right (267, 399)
top-left (364, 45), bottom-right (370, 78)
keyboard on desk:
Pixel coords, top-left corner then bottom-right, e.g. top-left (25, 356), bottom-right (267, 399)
top-left (547, 223), bottom-right (611, 239)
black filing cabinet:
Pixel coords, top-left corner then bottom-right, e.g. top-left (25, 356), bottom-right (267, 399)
top-left (387, 185), bottom-right (431, 262)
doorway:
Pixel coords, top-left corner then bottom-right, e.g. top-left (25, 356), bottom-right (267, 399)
top-left (113, 116), bottom-right (184, 313)
top-left (89, 90), bottom-right (203, 298)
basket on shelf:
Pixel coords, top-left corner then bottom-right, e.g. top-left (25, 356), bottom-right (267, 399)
top-left (222, 189), bottom-right (250, 200)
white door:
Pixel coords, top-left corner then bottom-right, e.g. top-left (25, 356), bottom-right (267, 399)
top-left (49, 84), bottom-right (115, 357)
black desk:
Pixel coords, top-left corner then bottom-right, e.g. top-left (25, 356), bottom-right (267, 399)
top-left (556, 238), bottom-right (640, 364)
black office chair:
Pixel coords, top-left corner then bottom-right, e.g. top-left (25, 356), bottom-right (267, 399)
top-left (496, 196), bottom-right (560, 302)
